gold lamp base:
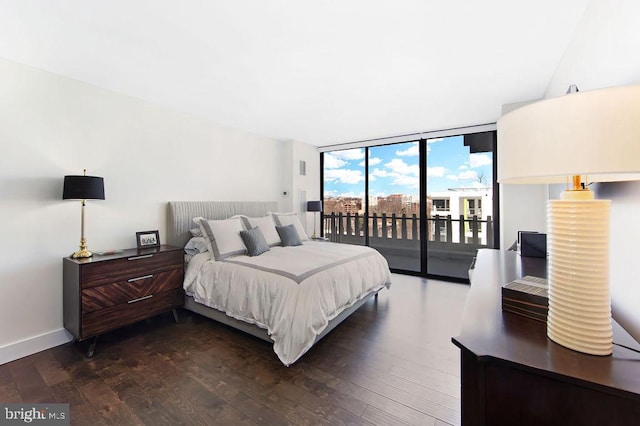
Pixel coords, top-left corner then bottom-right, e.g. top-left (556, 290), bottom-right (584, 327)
top-left (71, 238), bottom-right (93, 258)
top-left (311, 211), bottom-right (318, 239)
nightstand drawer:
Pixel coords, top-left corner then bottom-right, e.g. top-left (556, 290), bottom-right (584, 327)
top-left (81, 250), bottom-right (183, 288)
top-left (81, 269), bottom-right (183, 313)
top-left (82, 289), bottom-right (183, 338)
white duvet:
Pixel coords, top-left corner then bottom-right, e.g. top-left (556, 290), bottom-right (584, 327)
top-left (184, 241), bottom-right (392, 365)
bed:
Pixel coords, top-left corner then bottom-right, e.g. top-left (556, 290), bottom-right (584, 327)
top-left (167, 201), bottom-right (392, 366)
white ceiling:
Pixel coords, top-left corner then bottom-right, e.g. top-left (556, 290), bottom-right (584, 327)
top-left (0, 1), bottom-right (589, 146)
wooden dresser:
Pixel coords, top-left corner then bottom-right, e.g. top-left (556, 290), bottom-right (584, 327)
top-left (453, 249), bottom-right (640, 426)
top-left (63, 245), bottom-right (184, 356)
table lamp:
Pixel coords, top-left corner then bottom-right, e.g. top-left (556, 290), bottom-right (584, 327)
top-left (497, 84), bottom-right (640, 355)
top-left (63, 169), bottom-right (105, 258)
top-left (307, 201), bottom-right (323, 239)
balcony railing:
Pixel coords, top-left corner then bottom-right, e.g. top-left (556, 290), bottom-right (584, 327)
top-left (322, 212), bottom-right (494, 251)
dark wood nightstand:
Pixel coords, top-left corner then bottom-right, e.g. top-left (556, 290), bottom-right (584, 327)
top-left (453, 250), bottom-right (640, 425)
top-left (63, 245), bottom-right (184, 357)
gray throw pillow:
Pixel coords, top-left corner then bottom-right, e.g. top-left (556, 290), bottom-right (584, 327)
top-left (240, 227), bottom-right (271, 256)
top-left (276, 224), bottom-right (303, 247)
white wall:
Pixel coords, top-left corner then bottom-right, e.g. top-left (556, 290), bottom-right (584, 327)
top-left (293, 141), bottom-right (321, 236)
top-left (278, 139), bottom-right (320, 236)
top-left (544, 0), bottom-right (640, 344)
top-left (544, 0), bottom-right (640, 98)
top-left (499, 100), bottom-right (548, 249)
top-left (0, 58), bottom-right (317, 363)
top-left (499, 185), bottom-right (548, 249)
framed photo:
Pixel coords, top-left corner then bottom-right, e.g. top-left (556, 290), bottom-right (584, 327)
top-left (136, 230), bottom-right (160, 249)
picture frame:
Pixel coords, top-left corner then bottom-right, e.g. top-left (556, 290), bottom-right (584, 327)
top-left (136, 230), bottom-right (160, 249)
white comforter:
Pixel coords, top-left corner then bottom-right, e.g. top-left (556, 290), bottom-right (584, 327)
top-left (184, 241), bottom-right (392, 366)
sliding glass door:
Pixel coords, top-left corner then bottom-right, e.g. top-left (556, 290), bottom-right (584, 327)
top-left (367, 142), bottom-right (421, 272)
top-left (425, 133), bottom-right (496, 279)
top-left (321, 130), bottom-right (497, 280)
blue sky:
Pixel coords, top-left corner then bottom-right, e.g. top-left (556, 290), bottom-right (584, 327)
top-left (323, 136), bottom-right (493, 198)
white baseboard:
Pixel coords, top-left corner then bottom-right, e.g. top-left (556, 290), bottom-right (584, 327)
top-left (0, 329), bottom-right (74, 365)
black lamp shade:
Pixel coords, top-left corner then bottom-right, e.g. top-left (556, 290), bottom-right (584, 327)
top-left (307, 201), bottom-right (322, 212)
top-left (63, 175), bottom-right (105, 200)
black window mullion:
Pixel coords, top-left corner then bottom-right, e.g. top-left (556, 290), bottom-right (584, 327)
top-left (419, 139), bottom-right (428, 276)
top-left (364, 147), bottom-right (370, 247)
top-left (320, 153), bottom-right (325, 238)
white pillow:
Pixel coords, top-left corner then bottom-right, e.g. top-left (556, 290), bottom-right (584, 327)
top-left (240, 215), bottom-right (281, 246)
top-left (271, 212), bottom-right (308, 241)
top-left (230, 214), bottom-right (249, 229)
top-left (195, 216), bottom-right (246, 260)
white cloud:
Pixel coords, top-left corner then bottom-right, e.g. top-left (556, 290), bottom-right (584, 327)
top-left (427, 166), bottom-right (447, 177)
top-left (358, 157), bottom-right (382, 167)
top-left (331, 148), bottom-right (365, 161)
top-left (425, 138), bottom-right (443, 155)
top-left (469, 153), bottom-right (491, 168)
top-left (370, 168), bottom-right (391, 178)
top-left (396, 142), bottom-right (419, 157)
top-left (390, 164), bottom-right (419, 187)
top-left (324, 153), bottom-right (346, 169)
top-left (324, 168), bottom-right (365, 184)
top-left (459, 165), bottom-right (468, 170)
top-left (385, 158), bottom-right (419, 176)
top-left (459, 170), bottom-right (478, 180)
top-left (332, 191), bottom-right (365, 198)
top-left (369, 159), bottom-right (420, 188)
top-left (447, 170), bottom-right (479, 181)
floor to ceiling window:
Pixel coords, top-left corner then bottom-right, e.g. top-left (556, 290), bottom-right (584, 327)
top-left (367, 142), bottom-right (421, 272)
top-left (425, 132), bottom-right (496, 279)
top-left (321, 129), bottom-right (497, 280)
top-left (322, 148), bottom-right (366, 246)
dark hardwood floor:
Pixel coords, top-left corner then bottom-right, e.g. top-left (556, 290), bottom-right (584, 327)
top-left (0, 274), bottom-right (469, 425)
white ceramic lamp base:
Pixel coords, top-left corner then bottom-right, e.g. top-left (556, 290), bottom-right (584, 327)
top-left (547, 194), bottom-right (612, 356)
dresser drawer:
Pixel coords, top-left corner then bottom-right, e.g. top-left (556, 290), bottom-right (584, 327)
top-left (80, 250), bottom-right (183, 288)
top-left (81, 288), bottom-right (183, 338)
top-left (81, 268), bottom-right (183, 313)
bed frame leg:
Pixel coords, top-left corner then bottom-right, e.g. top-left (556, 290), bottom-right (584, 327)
top-left (172, 309), bottom-right (179, 323)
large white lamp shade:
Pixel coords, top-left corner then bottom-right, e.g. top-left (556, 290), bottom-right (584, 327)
top-left (497, 85), bottom-right (640, 356)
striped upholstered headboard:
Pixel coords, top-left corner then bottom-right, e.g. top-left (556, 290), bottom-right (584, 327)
top-left (166, 201), bottom-right (279, 248)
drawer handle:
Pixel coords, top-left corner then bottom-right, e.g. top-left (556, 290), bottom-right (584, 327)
top-left (128, 274), bottom-right (153, 283)
top-left (128, 255), bottom-right (153, 261)
top-left (128, 295), bottom-right (153, 304)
